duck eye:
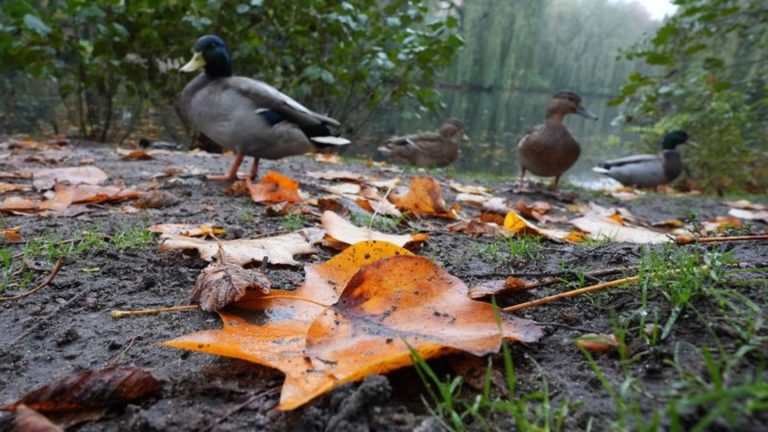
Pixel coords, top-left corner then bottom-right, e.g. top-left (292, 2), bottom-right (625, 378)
top-left (208, 43), bottom-right (216, 49)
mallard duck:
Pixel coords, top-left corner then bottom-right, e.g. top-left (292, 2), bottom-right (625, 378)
top-left (593, 130), bottom-right (691, 188)
top-left (377, 119), bottom-right (466, 168)
top-left (179, 35), bottom-right (350, 181)
top-left (517, 91), bottom-right (598, 191)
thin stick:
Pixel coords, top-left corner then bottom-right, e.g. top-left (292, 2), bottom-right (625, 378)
top-left (676, 234), bottom-right (768, 245)
top-left (0, 258), bottom-right (65, 302)
top-left (504, 275), bottom-right (639, 313)
top-left (368, 184), bottom-right (395, 230)
top-left (106, 336), bottom-right (138, 367)
top-left (111, 304), bottom-right (199, 319)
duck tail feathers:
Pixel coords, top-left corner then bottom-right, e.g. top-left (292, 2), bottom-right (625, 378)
top-left (593, 166), bottom-right (610, 174)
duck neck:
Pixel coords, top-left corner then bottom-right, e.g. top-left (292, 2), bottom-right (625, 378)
top-left (204, 51), bottom-right (233, 78)
top-left (545, 110), bottom-right (566, 125)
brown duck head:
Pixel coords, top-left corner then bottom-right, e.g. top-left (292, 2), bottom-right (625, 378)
top-left (546, 91), bottom-right (598, 123)
top-left (439, 118), bottom-right (468, 140)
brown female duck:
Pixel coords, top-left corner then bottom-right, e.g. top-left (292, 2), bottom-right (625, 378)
top-left (517, 91), bottom-right (597, 191)
top-left (378, 119), bottom-right (466, 168)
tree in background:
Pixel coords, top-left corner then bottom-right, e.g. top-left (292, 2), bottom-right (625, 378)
top-left (612, 0), bottom-right (768, 194)
top-left (0, 0), bottom-right (462, 142)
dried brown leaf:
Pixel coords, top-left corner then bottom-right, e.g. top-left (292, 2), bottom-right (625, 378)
top-left (191, 261), bottom-right (271, 311)
top-left (13, 405), bottom-right (63, 432)
top-left (159, 232), bottom-right (315, 266)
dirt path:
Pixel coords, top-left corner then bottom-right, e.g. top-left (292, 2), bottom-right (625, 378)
top-left (1, 141), bottom-right (766, 431)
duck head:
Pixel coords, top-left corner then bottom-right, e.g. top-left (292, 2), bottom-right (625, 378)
top-left (180, 35), bottom-right (232, 77)
top-left (662, 130), bottom-right (690, 150)
top-left (547, 91), bottom-right (598, 121)
top-left (439, 118), bottom-right (469, 140)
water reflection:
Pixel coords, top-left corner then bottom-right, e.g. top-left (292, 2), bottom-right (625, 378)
top-left (354, 88), bottom-right (633, 185)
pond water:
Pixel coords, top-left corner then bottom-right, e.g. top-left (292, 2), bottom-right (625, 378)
top-left (354, 88), bottom-right (634, 188)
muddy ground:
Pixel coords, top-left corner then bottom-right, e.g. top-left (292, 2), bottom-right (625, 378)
top-left (0, 141), bottom-right (766, 431)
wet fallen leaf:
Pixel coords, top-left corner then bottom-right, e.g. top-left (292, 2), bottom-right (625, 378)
top-left (575, 333), bottom-right (618, 353)
top-left (307, 170), bottom-right (371, 183)
top-left (324, 183), bottom-right (361, 196)
top-left (515, 200), bottom-right (554, 223)
top-left (321, 210), bottom-right (427, 249)
top-left (448, 181), bottom-right (491, 195)
top-left (39, 184), bottom-right (144, 211)
top-left (118, 149), bottom-right (154, 161)
top-left (32, 166), bottom-right (108, 190)
top-left (728, 208), bottom-right (768, 223)
top-left (149, 223), bottom-right (224, 237)
top-left (246, 172), bottom-right (301, 203)
top-left (0, 367), bottom-right (163, 413)
top-left (701, 215), bottom-right (743, 233)
top-left (468, 276), bottom-right (532, 299)
top-left (132, 190), bottom-right (179, 209)
top-left (0, 183), bottom-right (31, 194)
top-left (445, 219), bottom-right (502, 236)
top-left (503, 210), bottom-right (575, 242)
top-left (455, 193), bottom-right (490, 207)
top-left (725, 200), bottom-right (765, 211)
top-left (0, 196), bottom-right (40, 213)
top-left (355, 198), bottom-right (402, 217)
top-left (223, 180), bottom-right (250, 196)
top-left (13, 405), bottom-right (64, 432)
top-left (165, 241), bottom-right (542, 410)
top-left (389, 176), bottom-right (457, 219)
top-left (159, 232), bottom-right (315, 266)
top-left (1, 227), bottom-right (24, 242)
top-left (652, 219), bottom-right (685, 229)
top-left (264, 201), bottom-right (299, 216)
top-left (192, 261), bottom-right (271, 312)
top-left (570, 216), bottom-right (670, 244)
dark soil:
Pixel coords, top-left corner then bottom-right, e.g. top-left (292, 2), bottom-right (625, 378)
top-left (1, 142), bottom-right (766, 431)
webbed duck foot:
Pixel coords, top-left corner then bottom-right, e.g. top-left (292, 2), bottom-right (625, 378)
top-left (207, 151), bottom-right (245, 181)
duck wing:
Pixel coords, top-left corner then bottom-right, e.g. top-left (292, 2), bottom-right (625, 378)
top-left (597, 154), bottom-right (658, 169)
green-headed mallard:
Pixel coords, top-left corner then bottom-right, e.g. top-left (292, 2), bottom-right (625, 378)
top-left (593, 130), bottom-right (691, 188)
top-left (517, 91), bottom-right (597, 191)
top-left (179, 35), bottom-right (350, 181)
top-left (378, 118), bottom-right (466, 168)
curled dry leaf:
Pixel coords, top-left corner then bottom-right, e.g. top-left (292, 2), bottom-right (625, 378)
top-left (132, 190), bottom-right (179, 209)
top-left (0, 183), bottom-right (31, 194)
top-left (13, 405), bottom-right (64, 432)
top-left (192, 261), bottom-right (271, 312)
top-left (515, 200), bottom-right (553, 223)
top-left (0, 367), bottom-right (163, 413)
top-left (159, 232), bottom-right (315, 266)
top-left (165, 241), bottom-right (542, 410)
top-left (149, 223), bottom-right (224, 237)
top-left (246, 172), bottom-right (301, 203)
top-left (389, 176), bottom-right (457, 219)
top-left (445, 219), bottom-right (502, 236)
top-left (570, 215), bottom-right (670, 244)
top-left (574, 333), bottom-right (618, 353)
top-left (223, 180), bottom-right (250, 197)
top-left (321, 210), bottom-right (427, 249)
top-left (32, 166), bottom-right (108, 190)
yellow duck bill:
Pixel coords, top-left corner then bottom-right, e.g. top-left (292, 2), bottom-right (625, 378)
top-left (180, 52), bottom-right (206, 73)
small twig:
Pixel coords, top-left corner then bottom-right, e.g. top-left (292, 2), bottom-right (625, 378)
top-left (676, 234), bottom-right (768, 245)
top-left (504, 275), bottom-right (640, 313)
top-left (205, 386), bottom-right (281, 431)
top-left (0, 258), bottom-right (65, 302)
top-left (368, 184), bottom-right (395, 230)
top-left (111, 304), bottom-right (199, 319)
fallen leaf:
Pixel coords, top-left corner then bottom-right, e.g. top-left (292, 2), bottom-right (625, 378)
top-left (246, 172), bottom-right (301, 203)
top-left (0, 183), bottom-right (31, 194)
top-left (455, 193), bottom-right (490, 207)
top-left (515, 200), bottom-right (554, 223)
top-left (652, 219), bottom-right (685, 229)
top-left (13, 405), bottom-right (64, 432)
top-left (448, 355), bottom-right (508, 395)
top-left (39, 184), bottom-right (144, 211)
top-left (1, 227), bottom-right (23, 242)
top-left (324, 183), bottom-right (361, 196)
top-left (132, 190), bottom-right (179, 209)
top-left (503, 210), bottom-right (574, 242)
top-left (321, 210), bottom-right (426, 249)
top-left (389, 176), bottom-right (457, 219)
top-left (149, 224), bottom-right (224, 237)
top-left (165, 241), bottom-right (542, 410)
top-left (369, 178), bottom-right (401, 190)
top-left (0, 367), bottom-right (163, 413)
top-left (728, 208), bottom-right (768, 223)
top-left (701, 215), bottom-right (743, 233)
top-left (223, 180), bottom-right (250, 197)
top-left (32, 166), bottom-right (108, 190)
top-left (307, 170), bottom-right (372, 183)
top-left (575, 333), bottom-right (618, 353)
top-left (118, 149), bottom-right (154, 161)
top-left (314, 153), bottom-right (343, 164)
top-left (448, 181), bottom-right (491, 195)
top-left (316, 197), bottom-right (349, 215)
top-left (159, 232), bottom-right (315, 266)
top-left (445, 219), bottom-right (502, 236)
top-left (725, 200), bottom-right (765, 211)
top-left (468, 276), bottom-right (532, 299)
top-left (570, 216), bottom-right (670, 244)
top-left (192, 261), bottom-right (271, 311)
top-left (0, 196), bottom-right (40, 213)
top-left (355, 198), bottom-right (402, 217)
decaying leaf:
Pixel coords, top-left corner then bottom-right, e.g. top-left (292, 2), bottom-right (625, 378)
top-left (575, 333), bottom-right (618, 353)
top-left (389, 176), bottom-right (457, 219)
top-left (191, 261), bottom-right (271, 311)
top-left (455, 193), bottom-right (490, 207)
top-left (13, 405), bottom-right (64, 432)
top-left (725, 199), bottom-right (765, 211)
top-left (570, 216), bottom-right (670, 244)
top-left (468, 277), bottom-right (531, 299)
top-left (503, 210), bottom-right (577, 242)
top-left (1, 227), bottom-right (24, 242)
top-left (165, 241), bottom-right (542, 410)
top-left (728, 208), bottom-right (768, 223)
top-left (445, 219), bottom-right (502, 236)
top-left (149, 223), bottom-right (224, 237)
top-left (159, 232), bottom-right (315, 266)
top-left (132, 190), bottom-right (179, 209)
top-left (223, 180), bottom-right (250, 197)
top-left (0, 196), bottom-right (40, 213)
top-left (0, 183), bottom-right (31, 194)
top-left (355, 198), bottom-right (402, 217)
top-left (0, 367), bottom-right (163, 413)
top-left (701, 215), bottom-right (743, 233)
top-left (118, 149), bottom-right (154, 161)
top-left (246, 172), bottom-right (302, 203)
top-left (307, 170), bottom-right (372, 183)
top-left (323, 183), bottom-right (361, 196)
top-left (32, 166), bottom-right (108, 190)
top-left (448, 181), bottom-right (491, 195)
top-left (38, 184), bottom-right (144, 211)
top-left (515, 200), bottom-right (554, 223)
top-left (321, 210), bottom-right (426, 249)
